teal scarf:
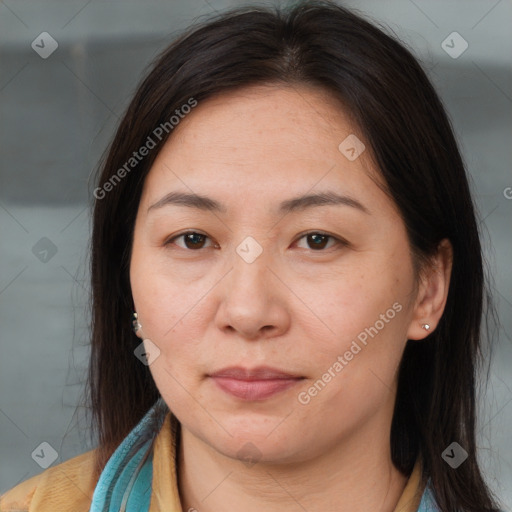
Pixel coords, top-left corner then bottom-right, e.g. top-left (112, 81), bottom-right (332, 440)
top-left (88, 398), bottom-right (440, 511)
top-left (88, 398), bottom-right (168, 512)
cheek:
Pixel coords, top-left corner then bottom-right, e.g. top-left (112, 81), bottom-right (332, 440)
top-left (130, 271), bottom-right (211, 405)
top-left (297, 253), bottom-right (413, 404)
top-left (297, 303), bottom-right (408, 432)
top-left (130, 241), bottom-right (206, 342)
top-left (305, 259), bottom-right (409, 350)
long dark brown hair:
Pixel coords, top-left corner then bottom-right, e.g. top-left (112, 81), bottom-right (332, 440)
top-left (84, 1), bottom-right (501, 510)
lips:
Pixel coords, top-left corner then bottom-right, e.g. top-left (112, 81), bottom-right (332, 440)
top-left (209, 366), bottom-right (304, 401)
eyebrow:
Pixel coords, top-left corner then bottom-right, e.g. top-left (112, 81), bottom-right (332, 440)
top-left (147, 190), bottom-right (370, 215)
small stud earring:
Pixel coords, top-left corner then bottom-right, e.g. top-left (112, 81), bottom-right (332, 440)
top-left (132, 312), bottom-right (142, 333)
top-left (421, 323), bottom-right (430, 331)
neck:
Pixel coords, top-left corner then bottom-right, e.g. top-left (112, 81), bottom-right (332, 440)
top-left (177, 420), bottom-right (409, 512)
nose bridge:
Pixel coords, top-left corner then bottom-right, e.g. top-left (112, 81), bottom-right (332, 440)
top-left (215, 234), bottom-right (288, 338)
top-left (230, 234), bottom-right (274, 299)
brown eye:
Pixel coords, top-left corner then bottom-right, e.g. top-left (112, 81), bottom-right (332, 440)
top-left (295, 232), bottom-right (343, 251)
top-left (307, 233), bottom-right (329, 250)
top-left (166, 231), bottom-right (213, 250)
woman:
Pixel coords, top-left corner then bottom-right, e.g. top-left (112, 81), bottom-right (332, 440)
top-left (0, 1), bottom-right (503, 511)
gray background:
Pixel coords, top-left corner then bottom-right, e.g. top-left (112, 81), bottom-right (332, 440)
top-left (1, 0), bottom-right (511, 508)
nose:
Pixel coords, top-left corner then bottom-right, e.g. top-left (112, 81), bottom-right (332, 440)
top-left (213, 245), bottom-right (291, 341)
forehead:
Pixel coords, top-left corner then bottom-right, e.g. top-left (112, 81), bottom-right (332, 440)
top-left (140, 85), bottom-right (390, 215)
top-left (169, 84), bottom-right (359, 158)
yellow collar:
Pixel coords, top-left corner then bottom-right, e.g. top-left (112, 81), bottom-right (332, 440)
top-left (149, 411), bottom-right (182, 511)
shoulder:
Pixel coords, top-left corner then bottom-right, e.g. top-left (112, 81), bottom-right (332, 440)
top-left (0, 448), bottom-right (99, 512)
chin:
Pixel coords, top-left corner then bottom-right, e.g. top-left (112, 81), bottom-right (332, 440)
top-left (203, 419), bottom-right (303, 464)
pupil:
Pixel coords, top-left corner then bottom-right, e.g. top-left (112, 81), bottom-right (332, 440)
top-left (187, 233), bottom-right (204, 248)
top-left (309, 234), bottom-right (327, 249)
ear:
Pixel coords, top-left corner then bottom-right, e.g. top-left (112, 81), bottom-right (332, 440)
top-left (407, 239), bottom-right (453, 340)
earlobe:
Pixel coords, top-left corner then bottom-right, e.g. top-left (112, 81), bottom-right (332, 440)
top-left (406, 239), bottom-right (453, 341)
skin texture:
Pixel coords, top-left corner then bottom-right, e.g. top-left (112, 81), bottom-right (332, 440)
top-left (130, 84), bottom-right (453, 512)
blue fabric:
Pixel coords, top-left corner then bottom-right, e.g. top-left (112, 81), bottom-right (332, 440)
top-left (417, 483), bottom-right (441, 511)
top-left (89, 398), bottom-right (441, 511)
top-left (88, 398), bottom-right (168, 512)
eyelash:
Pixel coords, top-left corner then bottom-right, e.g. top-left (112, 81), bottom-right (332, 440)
top-left (164, 230), bottom-right (347, 252)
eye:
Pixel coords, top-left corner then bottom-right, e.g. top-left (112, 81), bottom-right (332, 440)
top-left (165, 231), bottom-right (215, 250)
top-left (164, 230), bottom-right (346, 252)
top-left (295, 231), bottom-right (345, 251)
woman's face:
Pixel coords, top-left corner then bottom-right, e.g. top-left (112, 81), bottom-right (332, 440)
top-left (130, 85), bottom-right (428, 464)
